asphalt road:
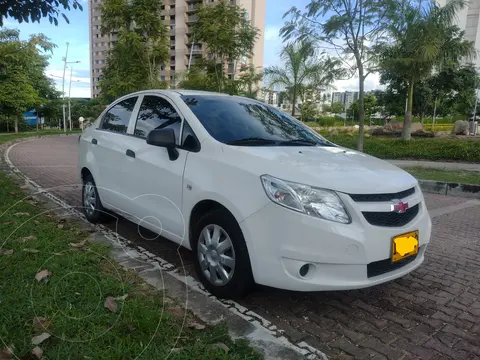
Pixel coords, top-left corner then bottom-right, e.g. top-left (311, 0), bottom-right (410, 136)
top-left (7, 136), bottom-right (480, 360)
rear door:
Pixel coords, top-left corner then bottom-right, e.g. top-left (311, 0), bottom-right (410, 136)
top-left (91, 96), bottom-right (141, 210)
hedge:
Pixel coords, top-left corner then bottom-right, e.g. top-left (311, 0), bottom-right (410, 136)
top-left (322, 134), bottom-right (480, 162)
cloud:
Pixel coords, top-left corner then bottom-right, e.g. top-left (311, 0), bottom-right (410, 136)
top-left (333, 73), bottom-right (384, 92)
top-left (47, 64), bottom-right (91, 98)
top-left (264, 26), bottom-right (281, 41)
top-left (263, 26), bottom-right (284, 68)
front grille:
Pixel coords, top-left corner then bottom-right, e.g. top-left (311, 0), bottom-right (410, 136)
top-left (350, 187), bottom-right (415, 202)
top-left (367, 252), bottom-right (418, 278)
top-left (362, 204), bottom-right (419, 227)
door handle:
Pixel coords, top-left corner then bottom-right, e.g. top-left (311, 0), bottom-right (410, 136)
top-left (126, 149), bottom-right (135, 158)
top-left (91, 138), bottom-right (97, 145)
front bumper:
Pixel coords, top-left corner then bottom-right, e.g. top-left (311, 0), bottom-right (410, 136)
top-left (239, 189), bottom-right (432, 292)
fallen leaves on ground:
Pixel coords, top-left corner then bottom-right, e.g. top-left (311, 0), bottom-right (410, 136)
top-left (52, 252), bottom-right (63, 256)
top-left (57, 224), bottom-right (64, 229)
top-left (18, 235), bottom-right (37, 243)
top-left (33, 317), bottom-right (51, 331)
top-left (31, 333), bottom-right (50, 345)
top-left (188, 322), bottom-right (206, 330)
top-left (104, 296), bottom-right (118, 313)
top-left (35, 270), bottom-right (51, 282)
top-left (31, 346), bottom-right (43, 359)
top-left (8, 192), bottom-right (16, 196)
top-left (0, 250), bottom-right (14, 255)
top-left (166, 306), bottom-right (185, 319)
top-left (13, 212), bottom-right (30, 216)
top-left (214, 343), bottom-right (229, 353)
top-left (69, 239), bottom-right (87, 248)
top-left (23, 249), bottom-right (40, 253)
top-left (0, 345), bottom-right (14, 360)
top-left (115, 294), bottom-right (128, 301)
top-left (3, 221), bottom-right (15, 225)
top-left (33, 220), bottom-right (40, 225)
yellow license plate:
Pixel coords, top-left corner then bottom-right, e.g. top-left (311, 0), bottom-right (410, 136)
top-left (392, 231), bottom-right (419, 263)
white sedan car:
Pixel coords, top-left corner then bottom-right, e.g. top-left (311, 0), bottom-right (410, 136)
top-left (78, 90), bottom-right (432, 298)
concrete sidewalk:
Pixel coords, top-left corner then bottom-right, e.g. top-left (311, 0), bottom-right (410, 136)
top-left (389, 159), bottom-right (480, 172)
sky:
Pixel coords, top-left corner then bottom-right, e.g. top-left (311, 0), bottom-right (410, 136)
top-left (2, 0), bottom-right (381, 98)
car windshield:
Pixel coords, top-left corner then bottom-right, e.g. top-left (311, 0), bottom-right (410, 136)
top-left (181, 95), bottom-right (334, 147)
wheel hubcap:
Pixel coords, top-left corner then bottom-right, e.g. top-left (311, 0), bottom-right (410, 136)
top-left (83, 182), bottom-right (96, 216)
top-left (197, 224), bottom-right (235, 286)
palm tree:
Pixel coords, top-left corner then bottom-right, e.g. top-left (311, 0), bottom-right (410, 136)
top-left (377, 0), bottom-right (476, 140)
top-left (264, 40), bottom-right (343, 118)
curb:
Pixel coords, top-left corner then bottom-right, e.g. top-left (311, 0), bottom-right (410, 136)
top-left (419, 180), bottom-right (480, 199)
top-left (0, 136), bottom-right (327, 360)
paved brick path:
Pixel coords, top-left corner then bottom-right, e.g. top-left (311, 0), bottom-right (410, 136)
top-left (6, 136), bottom-right (480, 359)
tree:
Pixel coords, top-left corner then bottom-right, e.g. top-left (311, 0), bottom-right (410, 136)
top-left (299, 101), bottom-right (319, 122)
top-left (192, 0), bottom-right (259, 91)
top-left (0, 0), bottom-right (82, 27)
top-left (330, 102), bottom-right (344, 116)
top-left (264, 40), bottom-right (343, 117)
top-left (0, 29), bottom-right (56, 133)
top-left (99, 0), bottom-right (169, 101)
top-left (347, 94), bottom-right (377, 121)
top-left (377, 0), bottom-right (475, 140)
top-left (234, 65), bottom-right (263, 98)
top-left (281, 0), bottom-right (394, 151)
top-left (430, 63), bottom-right (479, 118)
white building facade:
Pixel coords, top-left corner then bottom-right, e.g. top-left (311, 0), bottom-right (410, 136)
top-left (438, 0), bottom-right (480, 68)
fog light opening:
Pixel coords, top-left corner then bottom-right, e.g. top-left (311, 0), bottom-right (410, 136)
top-left (299, 263), bottom-right (316, 279)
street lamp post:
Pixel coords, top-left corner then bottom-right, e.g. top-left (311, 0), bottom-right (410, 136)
top-left (50, 74), bottom-right (64, 128)
top-left (68, 63), bottom-right (81, 131)
top-left (61, 42), bottom-right (69, 133)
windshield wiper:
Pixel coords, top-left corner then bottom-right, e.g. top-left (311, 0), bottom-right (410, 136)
top-left (226, 137), bottom-right (278, 146)
top-left (279, 139), bottom-right (318, 146)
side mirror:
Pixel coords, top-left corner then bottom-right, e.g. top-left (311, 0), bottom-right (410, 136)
top-left (146, 128), bottom-right (179, 161)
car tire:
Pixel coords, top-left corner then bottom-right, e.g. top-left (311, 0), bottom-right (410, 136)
top-left (82, 174), bottom-right (109, 223)
top-left (193, 209), bottom-right (254, 299)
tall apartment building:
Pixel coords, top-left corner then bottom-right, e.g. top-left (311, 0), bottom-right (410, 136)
top-left (437, 0), bottom-right (480, 68)
top-left (88, 0), bottom-right (266, 98)
top-left (331, 91), bottom-right (359, 110)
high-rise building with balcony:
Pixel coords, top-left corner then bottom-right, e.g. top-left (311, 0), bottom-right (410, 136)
top-left (437, 0), bottom-right (480, 68)
top-left (88, 0), bottom-right (266, 98)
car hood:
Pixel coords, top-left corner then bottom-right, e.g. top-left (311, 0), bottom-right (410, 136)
top-left (222, 145), bottom-right (418, 194)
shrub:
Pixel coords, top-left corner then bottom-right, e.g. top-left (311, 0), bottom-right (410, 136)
top-left (321, 133), bottom-right (480, 162)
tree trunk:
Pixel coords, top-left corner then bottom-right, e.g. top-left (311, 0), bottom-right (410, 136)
top-left (36, 112), bottom-right (39, 132)
top-left (14, 115), bottom-right (19, 134)
top-left (291, 87), bottom-right (297, 117)
top-left (402, 81), bottom-right (414, 140)
top-left (356, 67), bottom-right (366, 152)
top-left (419, 111), bottom-right (424, 125)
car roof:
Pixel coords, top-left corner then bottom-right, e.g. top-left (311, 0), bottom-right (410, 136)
top-left (125, 89), bottom-right (249, 99)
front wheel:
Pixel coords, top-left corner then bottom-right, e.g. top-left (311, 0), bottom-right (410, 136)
top-left (193, 209), bottom-right (254, 299)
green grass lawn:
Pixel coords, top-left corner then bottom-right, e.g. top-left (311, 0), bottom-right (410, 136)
top-left (0, 129), bottom-right (81, 145)
top-left (322, 133), bottom-right (480, 162)
top-left (0, 172), bottom-right (260, 358)
top-left (403, 167), bottom-right (480, 185)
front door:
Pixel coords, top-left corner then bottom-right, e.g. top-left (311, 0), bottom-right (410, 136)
top-left (123, 94), bottom-right (190, 244)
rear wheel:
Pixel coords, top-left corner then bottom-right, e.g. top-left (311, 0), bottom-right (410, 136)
top-left (82, 174), bottom-right (109, 223)
top-left (193, 209), bottom-right (253, 299)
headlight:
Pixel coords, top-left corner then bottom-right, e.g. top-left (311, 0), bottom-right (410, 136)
top-left (260, 175), bottom-right (351, 224)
